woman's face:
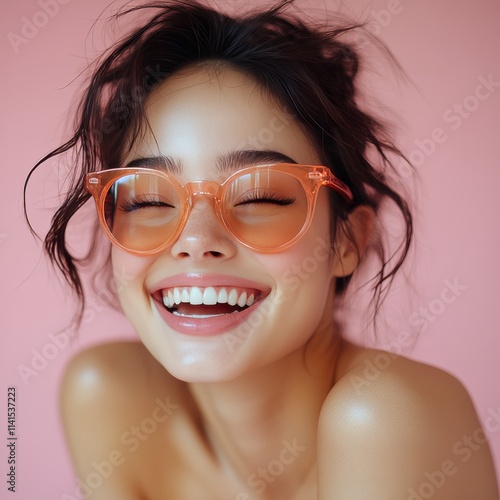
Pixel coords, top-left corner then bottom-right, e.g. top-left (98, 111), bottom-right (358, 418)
top-left (112, 65), bottom-right (343, 382)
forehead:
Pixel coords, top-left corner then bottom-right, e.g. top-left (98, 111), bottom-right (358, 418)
top-left (126, 65), bottom-right (321, 172)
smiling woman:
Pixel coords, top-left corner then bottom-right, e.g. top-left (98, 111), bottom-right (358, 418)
top-left (23, 0), bottom-right (499, 499)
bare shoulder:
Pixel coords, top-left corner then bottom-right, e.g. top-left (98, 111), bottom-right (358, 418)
top-left (61, 341), bottom-right (186, 419)
top-left (60, 341), bottom-right (187, 499)
top-left (317, 341), bottom-right (499, 500)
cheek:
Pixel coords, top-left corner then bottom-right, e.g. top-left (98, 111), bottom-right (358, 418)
top-left (274, 239), bottom-right (334, 300)
top-left (255, 199), bottom-right (335, 317)
top-left (110, 248), bottom-right (154, 310)
top-left (286, 197), bottom-right (334, 298)
top-left (278, 191), bottom-right (334, 279)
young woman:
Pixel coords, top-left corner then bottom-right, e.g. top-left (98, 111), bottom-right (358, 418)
top-left (26, 1), bottom-right (499, 498)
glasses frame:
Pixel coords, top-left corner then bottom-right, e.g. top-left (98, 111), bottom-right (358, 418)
top-left (85, 163), bottom-right (353, 255)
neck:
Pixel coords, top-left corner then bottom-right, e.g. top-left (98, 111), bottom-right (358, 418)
top-left (188, 319), bottom-right (342, 497)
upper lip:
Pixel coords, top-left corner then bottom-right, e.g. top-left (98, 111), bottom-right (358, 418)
top-left (148, 273), bottom-right (272, 297)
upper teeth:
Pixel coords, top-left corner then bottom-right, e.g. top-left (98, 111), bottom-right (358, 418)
top-left (162, 287), bottom-right (255, 309)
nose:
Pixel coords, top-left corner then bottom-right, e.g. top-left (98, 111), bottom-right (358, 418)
top-left (170, 195), bottom-right (238, 261)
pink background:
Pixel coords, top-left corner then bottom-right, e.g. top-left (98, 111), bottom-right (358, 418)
top-left (1, 0), bottom-right (499, 497)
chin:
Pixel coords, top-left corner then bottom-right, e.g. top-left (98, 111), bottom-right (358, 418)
top-left (160, 353), bottom-right (254, 384)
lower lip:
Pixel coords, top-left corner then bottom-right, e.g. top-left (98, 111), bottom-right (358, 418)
top-left (152, 299), bottom-right (263, 336)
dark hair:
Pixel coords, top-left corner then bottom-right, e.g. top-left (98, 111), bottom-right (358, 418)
top-left (24, 0), bottom-right (413, 326)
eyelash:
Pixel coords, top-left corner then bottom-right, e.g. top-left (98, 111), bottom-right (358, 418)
top-left (118, 196), bottom-right (174, 212)
top-left (236, 191), bottom-right (295, 206)
top-left (115, 191), bottom-right (295, 212)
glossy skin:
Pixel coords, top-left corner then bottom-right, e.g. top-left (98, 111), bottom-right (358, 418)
top-left (61, 66), bottom-right (499, 499)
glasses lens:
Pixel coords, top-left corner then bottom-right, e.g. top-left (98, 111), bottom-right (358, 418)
top-left (103, 172), bottom-right (181, 252)
top-left (223, 170), bottom-right (308, 250)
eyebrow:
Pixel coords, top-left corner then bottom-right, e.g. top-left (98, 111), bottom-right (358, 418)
top-left (216, 150), bottom-right (298, 172)
top-left (124, 155), bottom-right (182, 173)
top-left (124, 150), bottom-right (298, 173)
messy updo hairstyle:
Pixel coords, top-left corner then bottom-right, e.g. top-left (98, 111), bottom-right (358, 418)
top-left (24, 0), bottom-right (413, 326)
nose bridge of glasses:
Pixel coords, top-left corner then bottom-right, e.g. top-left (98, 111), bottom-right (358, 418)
top-left (184, 180), bottom-right (221, 208)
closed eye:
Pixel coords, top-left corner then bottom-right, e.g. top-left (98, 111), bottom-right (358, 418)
top-left (118, 197), bottom-right (175, 212)
top-left (235, 191), bottom-right (295, 206)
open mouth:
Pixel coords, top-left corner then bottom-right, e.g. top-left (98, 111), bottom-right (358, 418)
top-left (159, 286), bottom-right (260, 318)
